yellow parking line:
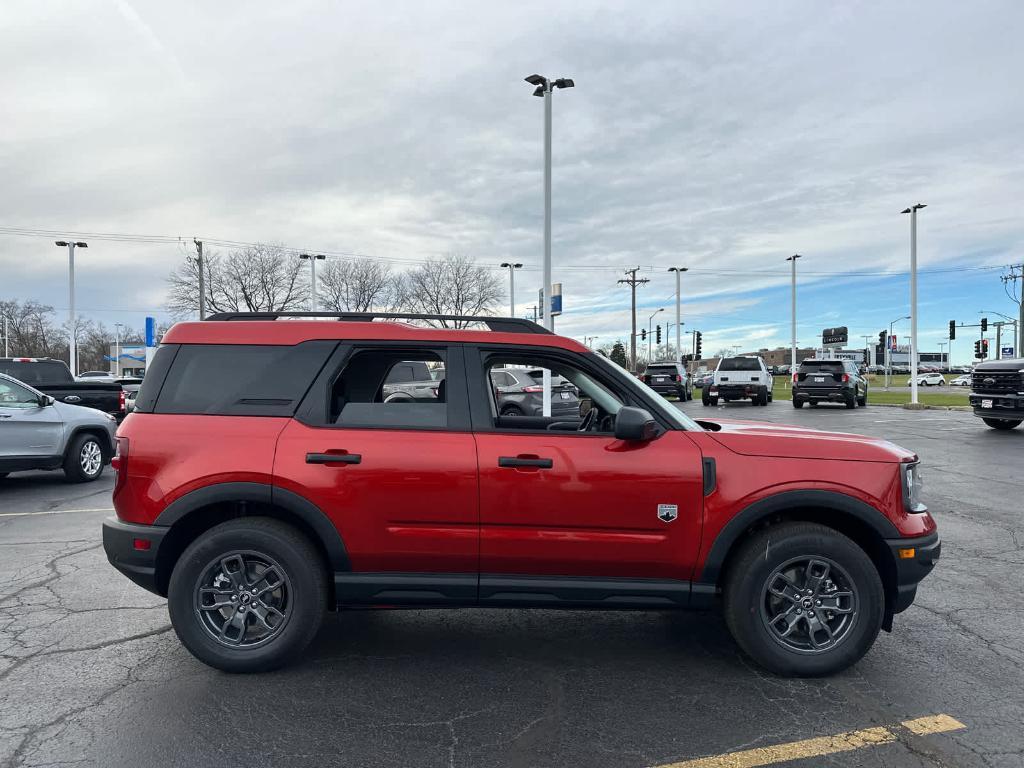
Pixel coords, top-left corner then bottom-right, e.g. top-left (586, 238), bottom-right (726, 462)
top-left (901, 714), bottom-right (966, 735)
top-left (651, 714), bottom-right (964, 768)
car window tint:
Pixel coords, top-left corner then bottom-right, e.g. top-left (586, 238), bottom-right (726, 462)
top-left (153, 342), bottom-right (335, 416)
top-left (330, 348), bottom-right (446, 429)
top-left (800, 361), bottom-right (844, 373)
top-left (0, 360), bottom-right (70, 385)
top-left (720, 358), bottom-right (761, 371)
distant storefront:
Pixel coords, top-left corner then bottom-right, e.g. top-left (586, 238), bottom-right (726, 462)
top-left (107, 344), bottom-right (147, 377)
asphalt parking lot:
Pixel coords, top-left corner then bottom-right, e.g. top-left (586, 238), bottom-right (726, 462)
top-left (1, 404), bottom-right (1022, 768)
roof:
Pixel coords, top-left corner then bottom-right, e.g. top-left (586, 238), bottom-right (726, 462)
top-left (161, 320), bottom-right (589, 353)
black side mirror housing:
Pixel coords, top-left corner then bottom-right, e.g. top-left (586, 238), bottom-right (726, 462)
top-left (614, 406), bottom-right (661, 441)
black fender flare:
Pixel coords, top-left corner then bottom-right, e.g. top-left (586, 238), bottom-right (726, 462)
top-left (65, 425), bottom-right (115, 460)
top-left (154, 481), bottom-right (350, 571)
top-left (697, 489), bottom-right (900, 585)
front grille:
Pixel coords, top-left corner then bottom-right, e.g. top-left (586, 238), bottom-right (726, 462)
top-left (972, 371), bottom-right (1023, 394)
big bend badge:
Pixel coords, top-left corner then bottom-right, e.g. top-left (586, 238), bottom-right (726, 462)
top-left (657, 504), bottom-right (678, 523)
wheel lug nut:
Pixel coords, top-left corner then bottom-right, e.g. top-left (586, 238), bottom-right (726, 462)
top-left (815, 600), bottom-right (822, 605)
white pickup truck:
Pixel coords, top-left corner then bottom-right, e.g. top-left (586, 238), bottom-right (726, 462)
top-left (702, 355), bottom-right (772, 407)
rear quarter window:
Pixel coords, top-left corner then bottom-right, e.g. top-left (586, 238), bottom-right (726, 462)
top-left (150, 341), bottom-right (336, 416)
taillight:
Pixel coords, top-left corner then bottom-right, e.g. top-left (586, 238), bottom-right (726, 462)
top-left (119, 389), bottom-right (126, 412)
top-left (792, 373), bottom-right (798, 383)
top-left (842, 373), bottom-right (850, 382)
top-left (675, 374), bottom-right (682, 382)
top-left (112, 437), bottom-right (129, 494)
top-left (642, 375), bottom-right (650, 383)
top-left (522, 385), bottom-right (544, 393)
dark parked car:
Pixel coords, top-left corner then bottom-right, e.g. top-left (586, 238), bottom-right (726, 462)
top-left (490, 367), bottom-right (580, 418)
top-left (0, 358), bottom-right (124, 418)
top-left (792, 359), bottom-right (867, 409)
top-left (641, 362), bottom-right (693, 400)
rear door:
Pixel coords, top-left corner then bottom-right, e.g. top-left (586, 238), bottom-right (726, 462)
top-left (275, 343), bottom-right (479, 604)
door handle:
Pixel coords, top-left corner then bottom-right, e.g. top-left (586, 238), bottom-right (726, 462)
top-left (306, 452), bottom-right (362, 465)
top-left (498, 456), bottom-right (553, 469)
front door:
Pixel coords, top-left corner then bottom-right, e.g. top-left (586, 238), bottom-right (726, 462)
top-left (467, 348), bottom-right (705, 600)
top-left (274, 344), bottom-right (479, 604)
top-left (0, 378), bottom-right (62, 461)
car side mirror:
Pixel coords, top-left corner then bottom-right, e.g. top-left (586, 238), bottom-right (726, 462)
top-left (39, 394), bottom-right (54, 407)
top-left (614, 406), bottom-right (661, 442)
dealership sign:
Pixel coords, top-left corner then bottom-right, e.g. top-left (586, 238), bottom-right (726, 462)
top-left (822, 326), bottom-right (848, 347)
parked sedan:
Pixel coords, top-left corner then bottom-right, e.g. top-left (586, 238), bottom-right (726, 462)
top-left (914, 372), bottom-right (946, 386)
top-left (949, 374), bottom-right (972, 387)
top-left (490, 368), bottom-right (580, 418)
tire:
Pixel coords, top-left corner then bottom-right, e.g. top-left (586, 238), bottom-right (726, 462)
top-left (759, 389), bottom-right (769, 406)
top-left (501, 405), bottom-right (524, 417)
top-left (858, 392), bottom-right (867, 407)
top-left (709, 396), bottom-right (719, 406)
top-left (167, 517), bottom-right (328, 673)
top-left (62, 433), bottom-right (105, 483)
top-left (702, 391), bottom-right (711, 406)
top-left (723, 522), bottom-right (884, 677)
top-left (845, 393), bottom-right (856, 409)
top-left (983, 418), bottom-right (1022, 430)
top-left (792, 399), bottom-right (804, 409)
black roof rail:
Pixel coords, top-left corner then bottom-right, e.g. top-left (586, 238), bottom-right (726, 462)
top-left (203, 311), bottom-right (553, 335)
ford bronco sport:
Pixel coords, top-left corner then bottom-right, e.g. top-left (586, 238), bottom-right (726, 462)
top-left (103, 312), bottom-right (939, 676)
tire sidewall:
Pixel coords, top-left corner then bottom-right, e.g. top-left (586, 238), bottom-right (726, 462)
top-left (63, 434), bottom-right (103, 482)
top-left (725, 526), bottom-right (884, 676)
top-left (168, 520), bottom-right (325, 673)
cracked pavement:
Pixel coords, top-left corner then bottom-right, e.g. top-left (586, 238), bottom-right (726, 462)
top-left (1, 406), bottom-right (1022, 767)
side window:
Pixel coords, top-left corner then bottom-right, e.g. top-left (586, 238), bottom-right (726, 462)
top-left (153, 342), bottom-right (335, 416)
top-left (483, 354), bottom-right (624, 433)
top-left (0, 378), bottom-right (40, 409)
top-left (329, 348), bottom-right (447, 429)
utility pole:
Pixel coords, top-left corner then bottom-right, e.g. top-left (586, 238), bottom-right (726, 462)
top-left (194, 239), bottom-right (205, 320)
top-left (583, 335), bottom-right (597, 348)
top-left (1002, 264), bottom-right (1024, 356)
top-left (786, 254), bottom-right (801, 371)
top-left (114, 322), bottom-right (124, 376)
top-left (668, 267), bottom-right (688, 366)
top-left (2, 314), bottom-right (8, 357)
top-left (55, 240), bottom-right (87, 375)
top-left (501, 262), bottom-right (523, 317)
top-left (647, 308), bottom-right (664, 365)
top-left (300, 254), bottom-right (326, 311)
top-left (618, 267), bottom-right (649, 372)
top-left (901, 203), bottom-right (926, 404)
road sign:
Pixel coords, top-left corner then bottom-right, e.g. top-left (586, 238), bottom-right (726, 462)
top-left (550, 283), bottom-right (562, 317)
top-left (889, 334), bottom-right (898, 351)
top-left (1002, 346), bottom-right (1015, 357)
top-left (822, 326), bottom-right (848, 346)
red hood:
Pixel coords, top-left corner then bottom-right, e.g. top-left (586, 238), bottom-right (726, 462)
top-left (699, 418), bottom-right (916, 463)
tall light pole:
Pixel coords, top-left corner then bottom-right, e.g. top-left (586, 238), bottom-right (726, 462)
top-left (901, 203), bottom-right (926, 404)
top-left (647, 308), bottom-right (664, 365)
top-left (114, 322), bottom-right (124, 377)
top-left (937, 341), bottom-right (947, 369)
top-left (193, 239), bottom-right (205, 320)
top-left (501, 262), bottom-right (523, 316)
top-left (299, 254), bottom-right (326, 311)
top-left (786, 254), bottom-right (801, 370)
top-left (668, 267), bottom-right (688, 365)
top-left (525, 74), bottom-right (574, 333)
top-left (55, 240), bottom-right (87, 375)
top-left (886, 315), bottom-right (911, 388)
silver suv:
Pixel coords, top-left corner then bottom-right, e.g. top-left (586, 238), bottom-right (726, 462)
top-left (0, 372), bottom-right (117, 482)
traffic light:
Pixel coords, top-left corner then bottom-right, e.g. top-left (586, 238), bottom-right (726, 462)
top-left (878, 330), bottom-right (886, 347)
top-left (655, 325), bottom-right (662, 344)
top-left (949, 320), bottom-right (955, 341)
top-left (982, 339), bottom-right (989, 358)
top-left (640, 328), bottom-right (647, 342)
top-left (981, 317), bottom-right (988, 333)
top-left (694, 331), bottom-right (703, 359)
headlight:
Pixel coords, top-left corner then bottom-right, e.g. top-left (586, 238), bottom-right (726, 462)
top-left (902, 461), bottom-right (926, 513)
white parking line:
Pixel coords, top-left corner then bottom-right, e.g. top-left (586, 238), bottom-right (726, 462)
top-left (0, 507), bottom-right (114, 518)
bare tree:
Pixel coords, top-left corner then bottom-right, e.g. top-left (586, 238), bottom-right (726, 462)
top-left (166, 244), bottom-right (308, 316)
top-left (319, 258), bottom-right (406, 313)
top-left (403, 254), bottom-right (503, 327)
top-left (0, 299), bottom-right (66, 359)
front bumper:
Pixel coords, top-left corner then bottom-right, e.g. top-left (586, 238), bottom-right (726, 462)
top-left (102, 517), bottom-right (169, 596)
top-left (885, 530), bottom-right (941, 614)
top-left (969, 392), bottom-right (1024, 420)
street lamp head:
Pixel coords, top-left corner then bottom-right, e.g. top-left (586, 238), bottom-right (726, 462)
top-left (532, 86), bottom-right (545, 97)
top-left (553, 78), bottom-right (575, 89)
top-left (913, 203), bottom-right (926, 211)
top-left (524, 74), bottom-right (546, 86)
top-left (668, 266), bottom-right (689, 273)
top-left (299, 253), bottom-right (310, 260)
top-left (315, 254), bottom-right (326, 260)
top-left (786, 254), bottom-right (801, 262)
top-left (55, 241), bottom-right (68, 247)
top-left (901, 208), bottom-right (912, 214)
top-left (75, 242), bottom-right (87, 248)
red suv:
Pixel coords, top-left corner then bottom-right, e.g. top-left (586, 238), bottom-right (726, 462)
top-left (103, 312), bottom-right (939, 676)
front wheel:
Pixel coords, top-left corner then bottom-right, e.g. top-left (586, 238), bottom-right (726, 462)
top-left (723, 522), bottom-right (883, 677)
top-left (168, 518), bottom-right (327, 673)
top-left (63, 433), bottom-right (105, 482)
top-left (983, 418), bottom-right (1022, 430)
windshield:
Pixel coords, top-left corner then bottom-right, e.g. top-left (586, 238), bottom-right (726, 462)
top-left (593, 351), bottom-right (702, 431)
top-left (719, 357), bottom-right (761, 371)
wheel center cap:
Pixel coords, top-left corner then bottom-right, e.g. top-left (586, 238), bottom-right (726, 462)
top-left (240, 593), bottom-right (251, 604)
top-left (801, 597), bottom-right (813, 609)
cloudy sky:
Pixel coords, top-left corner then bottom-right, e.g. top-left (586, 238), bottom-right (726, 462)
top-left (2, 0), bottom-right (1023, 363)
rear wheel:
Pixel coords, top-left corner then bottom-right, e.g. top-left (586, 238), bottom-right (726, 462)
top-left (792, 399), bottom-right (804, 409)
top-left (63, 433), bottom-right (105, 482)
top-left (983, 418), bottom-right (1022, 430)
top-left (845, 393), bottom-right (856, 409)
top-left (168, 517), bottom-right (327, 673)
top-left (858, 391), bottom-right (867, 407)
top-left (501, 405), bottom-right (524, 417)
top-left (723, 522), bottom-right (883, 677)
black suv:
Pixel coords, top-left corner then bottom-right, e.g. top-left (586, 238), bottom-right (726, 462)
top-left (969, 358), bottom-right (1024, 429)
top-left (642, 362), bottom-right (693, 400)
top-left (792, 359), bottom-right (867, 409)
